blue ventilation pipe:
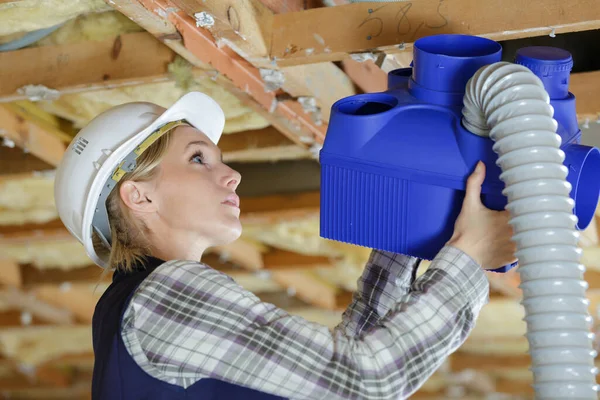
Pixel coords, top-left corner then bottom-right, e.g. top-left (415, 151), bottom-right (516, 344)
top-left (320, 34), bottom-right (599, 398)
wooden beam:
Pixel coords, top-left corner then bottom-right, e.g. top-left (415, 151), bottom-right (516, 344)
top-left (581, 246), bottom-right (600, 269)
top-left (212, 238), bottom-right (265, 270)
top-left (270, 270), bottom-right (342, 310)
top-left (0, 259), bottom-right (22, 287)
top-left (170, 0), bottom-right (273, 63)
top-left (241, 190), bottom-right (319, 223)
top-left (341, 58), bottom-right (387, 93)
top-left (570, 70), bottom-right (600, 122)
top-left (219, 127), bottom-right (294, 152)
top-left (263, 249), bottom-right (333, 270)
top-left (269, 0), bottom-right (600, 66)
top-left (19, 264), bottom-right (110, 289)
top-left (33, 284), bottom-right (103, 324)
top-left (0, 310), bottom-right (52, 328)
top-left (169, 0), bottom-right (356, 122)
top-left (0, 104), bottom-right (66, 167)
top-left (220, 126), bottom-right (309, 163)
top-left (450, 352), bottom-right (531, 372)
top-left (258, 0), bottom-right (323, 13)
top-left (108, 0), bottom-right (327, 146)
top-left (0, 219), bottom-right (71, 245)
top-left (0, 147), bottom-right (54, 176)
top-left (0, 32), bottom-right (189, 102)
top-left (0, 288), bottom-right (74, 325)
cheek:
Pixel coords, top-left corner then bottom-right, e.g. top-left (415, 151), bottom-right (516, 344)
top-left (157, 169), bottom-right (219, 222)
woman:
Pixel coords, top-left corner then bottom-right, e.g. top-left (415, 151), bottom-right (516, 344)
top-left (54, 92), bottom-right (516, 399)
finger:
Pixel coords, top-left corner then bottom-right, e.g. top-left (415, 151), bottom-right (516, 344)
top-left (464, 161), bottom-right (486, 207)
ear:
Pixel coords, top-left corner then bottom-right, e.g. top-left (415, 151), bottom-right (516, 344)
top-left (119, 180), bottom-right (157, 214)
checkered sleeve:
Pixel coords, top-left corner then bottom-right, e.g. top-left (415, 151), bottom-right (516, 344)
top-left (121, 245), bottom-right (489, 399)
top-left (336, 249), bottom-right (423, 338)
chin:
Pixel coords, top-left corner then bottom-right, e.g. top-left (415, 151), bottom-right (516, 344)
top-left (217, 221), bottom-right (243, 245)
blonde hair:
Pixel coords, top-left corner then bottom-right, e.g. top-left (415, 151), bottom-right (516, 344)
top-left (92, 130), bottom-right (174, 274)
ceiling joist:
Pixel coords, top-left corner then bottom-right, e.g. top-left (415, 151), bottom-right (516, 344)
top-left (0, 31), bottom-right (195, 103)
top-left (268, 0), bottom-right (600, 66)
top-left (108, 0), bottom-right (328, 146)
top-left (0, 104), bottom-right (66, 167)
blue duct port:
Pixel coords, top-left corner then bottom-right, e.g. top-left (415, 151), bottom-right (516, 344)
top-left (319, 34), bottom-right (600, 273)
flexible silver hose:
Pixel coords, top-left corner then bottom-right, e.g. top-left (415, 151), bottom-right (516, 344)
top-left (462, 61), bottom-right (598, 399)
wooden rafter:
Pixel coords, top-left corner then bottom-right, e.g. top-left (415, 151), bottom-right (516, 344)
top-left (0, 104), bottom-right (66, 167)
top-left (268, 0), bottom-right (600, 66)
top-left (341, 58), bottom-right (387, 93)
top-left (169, 0), bottom-right (356, 122)
top-left (107, 0), bottom-right (328, 146)
top-left (220, 126), bottom-right (310, 163)
top-left (0, 32), bottom-right (197, 102)
top-left (570, 70), bottom-right (600, 122)
top-left (241, 190), bottom-right (319, 223)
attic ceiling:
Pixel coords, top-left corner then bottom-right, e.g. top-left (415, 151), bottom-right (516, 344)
top-left (1, 1), bottom-right (600, 399)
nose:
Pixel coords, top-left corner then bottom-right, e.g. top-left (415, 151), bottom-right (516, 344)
top-left (223, 166), bottom-right (241, 190)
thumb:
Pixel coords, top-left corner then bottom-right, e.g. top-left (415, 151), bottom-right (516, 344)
top-left (464, 161), bottom-right (485, 206)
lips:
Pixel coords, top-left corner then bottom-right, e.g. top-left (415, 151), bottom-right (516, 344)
top-left (222, 193), bottom-right (240, 208)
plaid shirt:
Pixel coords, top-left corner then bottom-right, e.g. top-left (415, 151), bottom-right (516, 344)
top-left (121, 245), bottom-right (489, 399)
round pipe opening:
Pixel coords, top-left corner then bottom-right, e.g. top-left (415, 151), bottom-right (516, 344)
top-left (571, 147), bottom-right (600, 230)
top-left (415, 34), bottom-right (502, 58)
top-left (336, 94), bottom-right (398, 116)
top-left (412, 34), bottom-right (502, 93)
top-left (388, 67), bottom-right (412, 90)
top-left (389, 68), bottom-right (412, 77)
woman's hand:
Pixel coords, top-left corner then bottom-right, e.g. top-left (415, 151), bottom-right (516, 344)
top-left (446, 161), bottom-right (517, 270)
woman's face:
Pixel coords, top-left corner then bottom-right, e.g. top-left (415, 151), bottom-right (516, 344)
top-left (134, 125), bottom-right (242, 248)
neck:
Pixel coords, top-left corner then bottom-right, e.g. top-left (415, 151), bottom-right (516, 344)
top-left (146, 228), bottom-right (210, 263)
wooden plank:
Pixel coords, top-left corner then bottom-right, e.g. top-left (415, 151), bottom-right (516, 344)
top-left (169, 0), bottom-right (355, 122)
top-left (0, 104), bottom-right (66, 167)
top-left (0, 147), bottom-right (54, 176)
top-left (219, 126), bottom-right (309, 163)
top-left (20, 264), bottom-right (110, 289)
top-left (0, 32), bottom-right (186, 102)
top-left (213, 239), bottom-right (264, 270)
top-left (278, 62), bottom-right (355, 122)
top-left (270, 270), bottom-right (341, 310)
top-left (341, 58), bottom-right (387, 93)
top-left (570, 70), bottom-right (600, 122)
top-left (110, 0), bottom-right (327, 146)
top-left (0, 310), bottom-right (52, 328)
top-left (170, 0), bottom-right (273, 62)
top-left (581, 246), bottom-right (600, 269)
top-left (269, 0), bottom-right (600, 66)
top-left (219, 126), bottom-right (294, 153)
top-left (0, 288), bottom-right (74, 325)
top-left (33, 284), bottom-right (99, 324)
top-left (242, 190), bottom-right (319, 214)
top-left (0, 259), bottom-right (22, 287)
top-left (263, 249), bottom-right (333, 270)
top-left (450, 352), bottom-right (531, 371)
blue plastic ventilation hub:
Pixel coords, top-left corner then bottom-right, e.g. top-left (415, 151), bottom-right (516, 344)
top-left (319, 34), bottom-right (600, 273)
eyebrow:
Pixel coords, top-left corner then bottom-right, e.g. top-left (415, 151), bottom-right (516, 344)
top-left (185, 140), bottom-right (209, 149)
top-left (185, 140), bottom-right (223, 162)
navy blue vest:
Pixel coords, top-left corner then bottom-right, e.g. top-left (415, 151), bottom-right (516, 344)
top-left (91, 256), bottom-right (287, 399)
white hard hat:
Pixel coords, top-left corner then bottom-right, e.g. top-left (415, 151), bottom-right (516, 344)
top-left (54, 92), bottom-right (225, 268)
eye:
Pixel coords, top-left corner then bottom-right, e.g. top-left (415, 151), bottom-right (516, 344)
top-left (190, 151), bottom-right (205, 164)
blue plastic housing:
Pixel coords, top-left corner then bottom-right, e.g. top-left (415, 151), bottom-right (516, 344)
top-left (319, 34), bottom-right (600, 272)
